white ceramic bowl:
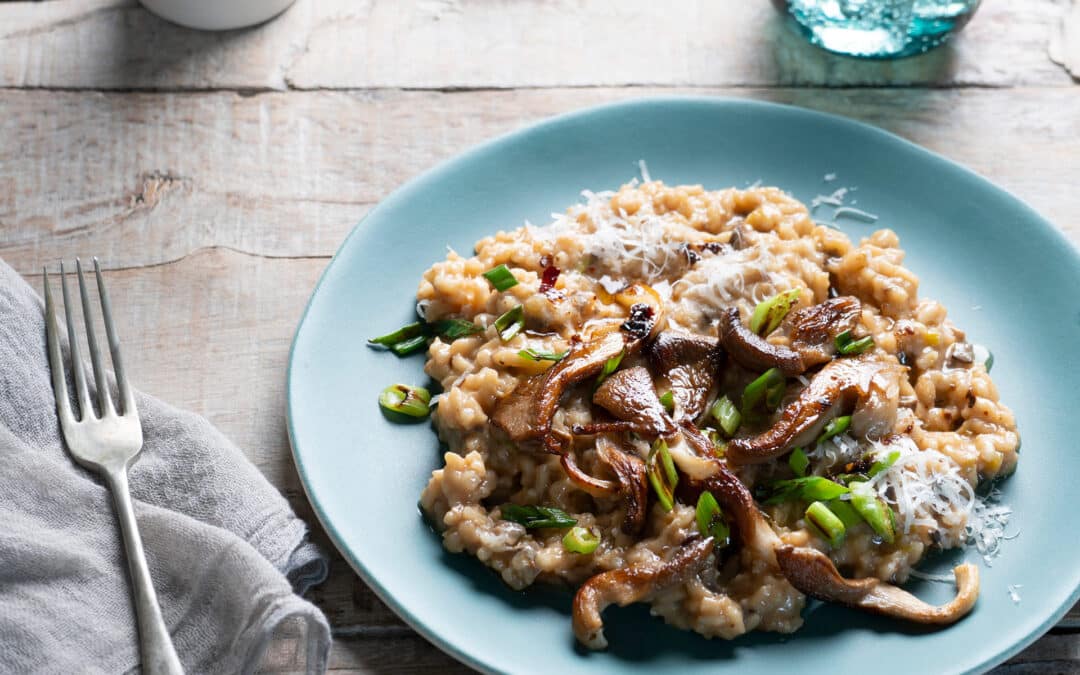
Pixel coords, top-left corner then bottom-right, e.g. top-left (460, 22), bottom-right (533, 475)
top-left (139, 0), bottom-right (296, 31)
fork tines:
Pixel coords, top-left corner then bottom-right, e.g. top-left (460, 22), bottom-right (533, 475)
top-left (43, 258), bottom-right (136, 422)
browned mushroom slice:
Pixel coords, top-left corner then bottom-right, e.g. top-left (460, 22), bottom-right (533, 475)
top-left (726, 357), bottom-right (888, 465)
top-left (775, 545), bottom-right (979, 624)
top-left (491, 328), bottom-right (634, 453)
top-left (584, 366), bottom-right (676, 438)
top-left (595, 436), bottom-right (649, 535)
top-left (718, 307), bottom-right (804, 376)
top-left (646, 332), bottom-right (725, 422)
top-left (560, 452), bottom-right (617, 497)
top-left (788, 296), bottom-right (862, 368)
top-left (573, 537), bottom-right (715, 649)
top-left (694, 461), bottom-right (783, 566)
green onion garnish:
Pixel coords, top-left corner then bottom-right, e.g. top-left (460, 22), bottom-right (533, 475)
top-left (499, 504), bottom-right (577, 529)
top-left (647, 439), bottom-right (678, 512)
top-left (816, 415), bottom-right (851, 445)
top-left (788, 448), bottom-right (809, 477)
top-left (378, 384), bottom-right (432, 418)
top-left (493, 305), bottom-right (525, 341)
top-left (868, 449), bottom-right (901, 478)
top-left (483, 264), bottom-right (519, 291)
top-left (562, 526), bottom-right (600, 554)
top-left (595, 349), bottom-right (625, 389)
top-left (695, 492), bottom-right (731, 547)
top-left (710, 395), bottom-right (741, 437)
top-left (850, 482), bottom-right (895, 544)
top-left (369, 322), bottom-right (426, 347)
top-left (518, 348), bottom-right (568, 362)
top-left (370, 318), bottom-right (482, 356)
top-left (742, 368), bottom-right (785, 415)
top-left (659, 391), bottom-right (675, 412)
top-left (764, 476), bottom-right (849, 505)
top-left (389, 334), bottom-right (428, 356)
top-left (806, 501), bottom-right (846, 548)
top-left (431, 318), bottom-right (484, 340)
top-left (827, 499), bottom-right (863, 529)
top-left (749, 288), bottom-right (801, 336)
top-left (834, 330), bottom-right (875, 356)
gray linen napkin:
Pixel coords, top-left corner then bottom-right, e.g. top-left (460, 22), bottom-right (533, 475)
top-left (0, 259), bottom-right (331, 674)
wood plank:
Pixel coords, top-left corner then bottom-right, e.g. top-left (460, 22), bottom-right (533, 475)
top-left (0, 0), bottom-right (1072, 91)
top-left (2, 86), bottom-right (1079, 276)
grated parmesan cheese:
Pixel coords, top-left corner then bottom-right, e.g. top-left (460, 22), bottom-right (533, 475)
top-left (868, 437), bottom-right (974, 546)
top-left (810, 187), bottom-right (849, 211)
top-left (638, 159), bottom-right (651, 183)
top-left (541, 190), bottom-right (690, 283)
top-left (1007, 584), bottom-right (1022, 605)
top-left (833, 206), bottom-right (879, 223)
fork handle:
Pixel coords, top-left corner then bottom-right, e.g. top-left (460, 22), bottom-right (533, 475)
top-left (106, 468), bottom-right (185, 675)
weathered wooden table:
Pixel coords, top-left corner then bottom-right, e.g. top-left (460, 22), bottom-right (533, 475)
top-left (3, 1), bottom-right (1078, 672)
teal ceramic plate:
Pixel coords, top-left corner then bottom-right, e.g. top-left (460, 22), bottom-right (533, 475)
top-left (288, 98), bottom-right (1080, 674)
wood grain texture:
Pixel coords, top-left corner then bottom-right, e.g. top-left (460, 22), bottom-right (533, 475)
top-left (0, 0), bottom-right (1073, 90)
top-left (2, 86), bottom-right (1079, 275)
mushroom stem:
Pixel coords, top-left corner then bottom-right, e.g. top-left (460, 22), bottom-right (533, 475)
top-left (573, 537), bottom-right (715, 649)
top-left (775, 545), bottom-right (979, 624)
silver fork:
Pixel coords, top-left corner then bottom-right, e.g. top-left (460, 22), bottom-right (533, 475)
top-left (43, 258), bottom-right (184, 675)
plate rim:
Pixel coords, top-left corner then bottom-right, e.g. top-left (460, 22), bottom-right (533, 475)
top-left (286, 95), bottom-right (1080, 675)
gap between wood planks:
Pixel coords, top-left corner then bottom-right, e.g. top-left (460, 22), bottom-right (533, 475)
top-left (20, 245), bottom-right (332, 275)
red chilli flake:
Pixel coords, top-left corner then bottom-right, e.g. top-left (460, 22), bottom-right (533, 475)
top-left (539, 265), bottom-right (562, 299)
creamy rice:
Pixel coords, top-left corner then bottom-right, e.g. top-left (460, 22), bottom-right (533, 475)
top-left (415, 181), bottom-right (1019, 643)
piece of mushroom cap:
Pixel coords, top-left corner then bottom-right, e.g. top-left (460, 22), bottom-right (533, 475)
top-left (613, 283), bottom-right (667, 340)
top-left (787, 296), bottom-right (862, 368)
top-left (573, 537), bottom-right (715, 650)
top-left (718, 307), bottom-right (805, 376)
top-left (490, 326), bottom-right (634, 452)
top-left (726, 356), bottom-right (895, 465)
top-left (590, 366), bottom-right (676, 438)
top-left (646, 331), bottom-right (725, 422)
top-left (775, 545), bottom-right (979, 624)
top-left (594, 435), bottom-right (649, 535)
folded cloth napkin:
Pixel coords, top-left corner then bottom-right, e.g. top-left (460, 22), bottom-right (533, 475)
top-left (0, 259), bottom-right (330, 674)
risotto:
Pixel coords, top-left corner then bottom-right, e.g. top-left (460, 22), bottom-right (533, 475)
top-left (376, 181), bottom-right (1019, 648)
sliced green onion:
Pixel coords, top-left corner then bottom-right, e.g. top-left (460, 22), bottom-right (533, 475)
top-left (371, 318), bottom-right (481, 356)
top-left (388, 334), bottom-right (428, 356)
top-left (483, 264), bottom-right (519, 291)
top-left (868, 449), bottom-right (901, 478)
top-left (816, 415), bottom-right (851, 445)
top-left (647, 439), bottom-right (678, 512)
top-left (499, 504), bottom-right (577, 529)
top-left (749, 288), bottom-right (801, 336)
top-left (695, 492), bottom-right (731, 547)
top-left (518, 348), bottom-right (568, 362)
top-left (764, 476), bottom-right (849, 505)
top-left (827, 499), bottom-right (863, 528)
top-left (659, 391), bottom-right (675, 412)
top-left (788, 448), bottom-right (809, 477)
top-left (710, 395), bottom-right (741, 437)
top-left (850, 481), bottom-right (895, 544)
top-left (595, 349), bottom-right (625, 388)
top-left (972, 343), bottom-right (994, 372)
top-left (431, 319), bottom-right (483, 340)
top-left (834, 330), bottom-right (875, 356)
top-left (369, 322), bottom-right (426, 347)
top-left (562, 526), bottom-right (600, 554)
top-left (742, 368), bottom-right (785, 415)
top-left (378, 384), bottom-right (432, 418)
top-left (493, 305), bottom-right (525, 341)
top-left (806, 501), bottom-right (846, 548)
